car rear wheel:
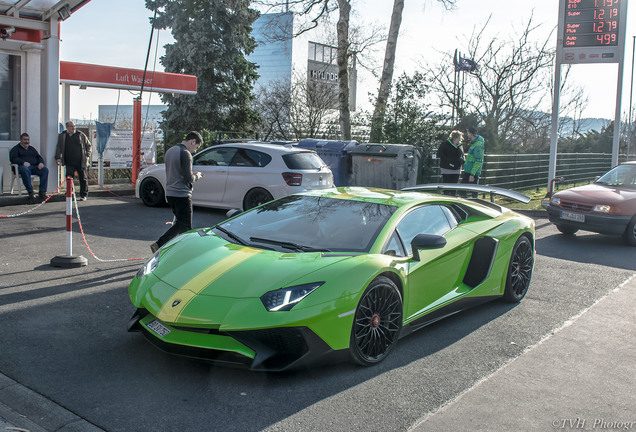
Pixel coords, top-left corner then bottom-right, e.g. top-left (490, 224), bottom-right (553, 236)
top-left (243, 188), bottom-right (273, 210)
top-left (502, 236), bottom-right (534, 303)
top-left (556, 225), bottom-right (578, 235)
top-left (139, 178), bottom-right (166, 207)
top-left (623, 216), bottom-right (636, 246)
top-left (349, 276), bottom-right (402, 366)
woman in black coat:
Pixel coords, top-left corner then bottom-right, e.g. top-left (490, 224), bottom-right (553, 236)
top-left (437, 130), bottom-right (464, 184)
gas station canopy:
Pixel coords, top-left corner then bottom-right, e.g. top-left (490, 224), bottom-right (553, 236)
top-left (0, 0), bottom-right (91, 29)
top-left (60, 61), bottom-right (198, 94)
top-left (1, 0), bottom-right (198, 191)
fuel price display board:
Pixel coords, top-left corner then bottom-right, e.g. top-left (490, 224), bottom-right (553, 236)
top-left (558, 0), bottom-right (628, 63)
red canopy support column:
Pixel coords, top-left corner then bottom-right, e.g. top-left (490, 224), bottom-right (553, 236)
top-left (132, 97), bottom-right (142, 186)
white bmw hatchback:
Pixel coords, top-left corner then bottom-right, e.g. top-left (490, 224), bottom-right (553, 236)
top-left (136, 142), bottom-right (334, 210)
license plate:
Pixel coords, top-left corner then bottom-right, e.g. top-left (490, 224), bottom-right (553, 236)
top-left (561, 211), bottom-right (585, 223)
top-left (147, 320), bottom-right (171, 337)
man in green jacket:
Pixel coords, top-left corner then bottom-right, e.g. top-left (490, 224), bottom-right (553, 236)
top-left (462, 126), bottom-right (484, 186)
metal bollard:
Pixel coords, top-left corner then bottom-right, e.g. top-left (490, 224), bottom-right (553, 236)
top-left (50, 176), bottom-right (88, 268)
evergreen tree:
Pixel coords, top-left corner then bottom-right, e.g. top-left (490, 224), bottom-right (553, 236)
top-left (146, 0), bottom-right (260, 145)
top-left (378, 72), bottom-right (446, 148)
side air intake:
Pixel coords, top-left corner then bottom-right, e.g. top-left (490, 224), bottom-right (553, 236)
top-left (463, 237), bottom-right (498, 288)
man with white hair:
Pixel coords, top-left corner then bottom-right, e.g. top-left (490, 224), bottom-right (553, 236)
top-left (55, 121), bottom-right (92, 201)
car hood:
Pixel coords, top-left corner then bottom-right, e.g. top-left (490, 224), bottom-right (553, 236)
top-left (554, 183), bottom-right (636, 205)
top-left (139, 164), bottom-right (165, 176)
top-left (152, 230), bottom-right (352, 298)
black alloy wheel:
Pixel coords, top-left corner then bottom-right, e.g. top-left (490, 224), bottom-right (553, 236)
top-left (139, 178), bottom-right (166, 207)
top-left (349, 276), bottom-right (403, 366)
top-left (243, 188), bottom-right (273, 210)
top-left (502, 236), bottom-right (534, 303)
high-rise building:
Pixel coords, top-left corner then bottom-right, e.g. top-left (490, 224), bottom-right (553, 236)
top-left (248, 12), bottom-right (356, 111)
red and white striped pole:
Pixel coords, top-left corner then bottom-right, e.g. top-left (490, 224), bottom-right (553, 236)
top-left (50, 176), bottom-right (88, 268)
top-left (65, 176), bottom-right (73, 256)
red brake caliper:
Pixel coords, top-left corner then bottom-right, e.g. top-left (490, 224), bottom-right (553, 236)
top-left (370, 313), bottom-right (381, 328)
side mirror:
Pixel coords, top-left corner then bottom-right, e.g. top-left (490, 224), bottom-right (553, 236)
top-left (226, 208), bottom-right (242, 219)
top-left (410, 234), bottom-right (447, 261)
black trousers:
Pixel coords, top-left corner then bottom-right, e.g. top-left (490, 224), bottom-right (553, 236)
top-left (461, 172), bottom-right (480, 185)
top-left (157, 196), bottom-right (193, 247)
top-left (441, 173), bottom-right (460, 183)
top-left (441, 173), bottom-right (460, 195)
top-left (65, 164), bottom-right (89, 198)
top-left (460, 172), bottom-right (480, 198)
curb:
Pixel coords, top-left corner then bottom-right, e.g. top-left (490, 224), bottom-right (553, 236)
top-left (0, 185), bottom-right (135, 207)
top-left (0, 375), bottom-right (104, 432)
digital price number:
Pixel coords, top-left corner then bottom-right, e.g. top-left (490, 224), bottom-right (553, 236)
top-left (563, 0), bottom-right (621, 47)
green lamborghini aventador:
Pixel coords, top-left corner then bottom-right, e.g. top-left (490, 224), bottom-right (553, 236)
top-left (128, 186), bottom-right (535, 371)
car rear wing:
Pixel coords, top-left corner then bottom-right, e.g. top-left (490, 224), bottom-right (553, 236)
top-left (401, 183), bottom-right (531, 204)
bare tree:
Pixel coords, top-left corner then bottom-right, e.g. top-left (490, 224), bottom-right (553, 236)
top-left (336, 0), bottom-right (352, 139)
top-left (291, 73), bottom-right (339, 138)
top-left (499, 65), bottom-right (590, 152)
top-left (422, 13), bottom-right (561, 151)
top-left (468, 15), bottom-right (554, 140)
top-left (369, 0), bottom-right (456, 143)
top-left (556, 65), bottom-right (590, 137)
top-left (251, 79), bottom-right (292, 141)
top-left (368, 0), bottom-right (404, 143)
top-left (254, 0), bottom-right (338, 36)
top-left (252, 73), bottom-right (338, 140)
top-left (254, 0), bottom-right (379, 140)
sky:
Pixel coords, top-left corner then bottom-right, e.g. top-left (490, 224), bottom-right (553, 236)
top-left (59, 0), bottom-right (636, 122)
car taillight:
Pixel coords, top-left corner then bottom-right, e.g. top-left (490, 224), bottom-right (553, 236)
top-left (282, 172), bottom-right (303, 186)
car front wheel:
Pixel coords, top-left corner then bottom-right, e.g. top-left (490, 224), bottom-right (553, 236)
top-left (243, 188), bottom-right (273, 210)
top-left (349, 276), bottom-right (402, 366)
top-left (624, 216), bottom-right (636, 246)
top-left (502, 235), bottom-right (534, 303)
top-left (556, 225), bottom-right (578, 235)
top-left (139, 178), bottom-right (166, 207)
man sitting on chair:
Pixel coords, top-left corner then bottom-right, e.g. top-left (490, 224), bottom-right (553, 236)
top-left (9, 132), bottom-right (49, 200)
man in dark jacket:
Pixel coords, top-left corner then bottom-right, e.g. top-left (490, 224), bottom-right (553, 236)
top-left (437, 130), bottom-right (464, 184)
top-left (150, 131), bottom-right (203, 253)
top-left (9, 133), bottom-right (49, 199)
top-left (55, 121), bottom-right (92, 201)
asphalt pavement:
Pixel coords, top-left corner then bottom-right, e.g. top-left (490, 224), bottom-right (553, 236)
top-left (410, 274), bottom-right (636, 431)
top-left (1, 183), bottom-right (132, 432)
top-left (0, 184), bottom-right (634, 432)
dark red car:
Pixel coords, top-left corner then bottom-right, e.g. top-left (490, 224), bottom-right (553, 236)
top-left (546, 161), bottom-right (636, 246)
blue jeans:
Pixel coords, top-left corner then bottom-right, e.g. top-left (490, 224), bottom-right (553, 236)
top-left (17, 165), bottom-right (49, 194)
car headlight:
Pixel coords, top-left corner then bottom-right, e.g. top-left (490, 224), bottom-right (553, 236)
top-left (136, 253), bottom-right (160, 278)
top-left (593, 204), bottom-right (611, 213)
top-left (260, 282), bottom-right (324, 311)
top-left (550, 197), bottom-right (561, 206)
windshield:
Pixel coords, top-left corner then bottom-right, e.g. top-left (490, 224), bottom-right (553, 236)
top-left (217, 195), bottom-right (397, 252)
top-left (595, 164), bottom-right (636, 189)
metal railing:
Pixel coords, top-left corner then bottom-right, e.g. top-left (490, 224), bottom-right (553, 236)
top-left (426, 153), bottom-right (628, 191)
